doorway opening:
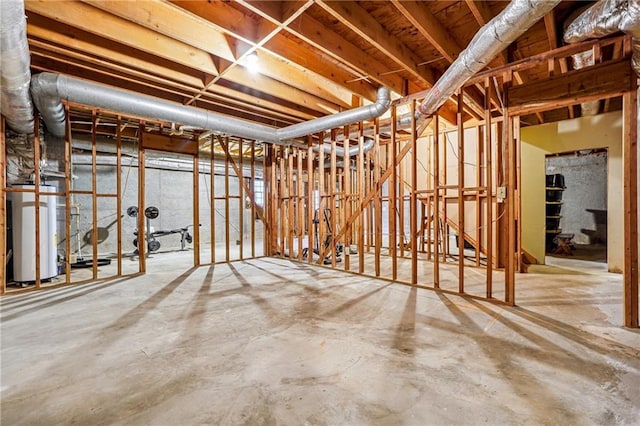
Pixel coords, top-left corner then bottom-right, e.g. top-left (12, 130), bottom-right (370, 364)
top-left (544, 148), bottom-right (608, 265)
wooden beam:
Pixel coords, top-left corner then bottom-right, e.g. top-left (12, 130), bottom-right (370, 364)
top-left (623, 79), bottom-right (639, 328)
top-left (193, 155), bottom-right (201, 266)
top-left (315, 0), bottom-right (437, 85)
top-left (508, 59), bottom-right (632, 115)
top-left (391, 1), bottom-right (462, 63)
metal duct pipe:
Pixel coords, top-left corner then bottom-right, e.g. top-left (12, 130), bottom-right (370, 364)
top-left (313, 136), bottom-right (375, 157)
top-left (1, 0), bottom-right (34, 134)
top-left (569, 51), bottom-right (601, 116)
top-left (418, 0), bottom-right (562, 118)
top-left (564, 0), bottom-right (640, 76)
top-left (30, 72), bottom-right (390, 156)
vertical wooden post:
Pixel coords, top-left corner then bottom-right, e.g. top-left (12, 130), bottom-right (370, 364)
top-left (390, 107), bottom-right (397, 280)
top-left (211, 140), bottom-right (216, 263)
top-left (399, 146), bottom-right (405, 258)
top-left (410, 101), bottom-right (418, 284)
top-left (623, 78), bottom-right (639, 328)
top-left (476, 126), bottom-right (483, 267)
top-left (239, 139), bottom-right (244, 260)
top-left (287, 147), bottom-right (294, 259)
top-left (457, 91), bottom-right (465, 293)
top-left (34, 113), bottom-right (42, 288)
top-left (297, 147), bottom-right (304, 262)
top-left (116, 115), bottom-right (122, 276)
top-left (0, 116), bottom-right (5, 294)
top-left (343, 124), bottom-right (351, 271)
top-left (224, 137), bottom-right (230, 262)
top-left (374, 120), bottom-right (382, 277)
top-left (193, 154), bottom-right (200, 267)
top-left (358, 123), bottom-right (365, 273)
top-left (251, 142), bottom-right (256, 259)
top-left (137, 122), bottom-right (146, 273)
top-left (485, 78), bottom-right (494, 298)
top-left (318, 134), bottom-right (325, 264)
top-left (504, 71), bottom-right (516, 306)
top-left (433, 114), bottom-right (440, 288)
top-left (307, 136), bottom-right (314, 264)
top-left (279, 148), bottom-right (286, 258)
top-left (64, 107), bottom-right (72, 283)
top-left (91, 110), bottom-right (98, 280)
top-left (330, 130), bottom-right (337, 268)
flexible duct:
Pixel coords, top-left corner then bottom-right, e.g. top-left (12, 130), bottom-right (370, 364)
top-left (30, 72), bottom-right (390, 156)
top-left (418, 0), bottom-right (562, 118)
top-left (564, 0), bottom-right (640, 75)
top-left (1, 0), bottom-right (34, 134)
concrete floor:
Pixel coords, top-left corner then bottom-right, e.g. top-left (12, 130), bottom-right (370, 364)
top-left (1, 252), bottom-right (639, 425)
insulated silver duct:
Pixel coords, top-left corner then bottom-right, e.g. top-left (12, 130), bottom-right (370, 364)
top-left (1, 0), bottom-right (35, 134)
top-left (564, 0), bottom-right (640, 75)
top-left (418, 0), bottom-right (562, 117)
top-left (30, 72), bottom-right (390, 156)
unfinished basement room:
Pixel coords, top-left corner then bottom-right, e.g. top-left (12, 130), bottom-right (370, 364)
top-left (1, 0), bottom-right (639, 424)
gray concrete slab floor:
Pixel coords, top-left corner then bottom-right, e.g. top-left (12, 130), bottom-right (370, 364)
top-left (1, 254), bottom-right (639, 425)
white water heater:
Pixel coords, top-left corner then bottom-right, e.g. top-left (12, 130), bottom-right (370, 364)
top-left (8, 184), bottom-right (58, 282)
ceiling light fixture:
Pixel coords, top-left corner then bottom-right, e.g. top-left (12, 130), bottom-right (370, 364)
top-left (245, 53), bottom-right (259, 73)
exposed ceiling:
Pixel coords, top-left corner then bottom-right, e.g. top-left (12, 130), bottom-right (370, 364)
top-left (24, 0), bottom-right (611, 134)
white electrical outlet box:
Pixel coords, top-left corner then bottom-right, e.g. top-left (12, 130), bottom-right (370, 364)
top-left (497, 186), bottom-right (507, 203)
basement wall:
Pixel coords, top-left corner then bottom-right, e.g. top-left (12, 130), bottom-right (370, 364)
top-left (520, 111), bottom-right (623, 271)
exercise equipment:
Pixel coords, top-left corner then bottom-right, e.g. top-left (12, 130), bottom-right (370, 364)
top-left (127, 205), bottom-right (195, 255)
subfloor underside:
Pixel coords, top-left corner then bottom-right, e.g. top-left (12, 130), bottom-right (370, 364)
top-left (1, 253), bottom-right (639, 425)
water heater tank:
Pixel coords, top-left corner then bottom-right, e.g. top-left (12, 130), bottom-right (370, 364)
top-left (8, 184), bottom-right (58, 282)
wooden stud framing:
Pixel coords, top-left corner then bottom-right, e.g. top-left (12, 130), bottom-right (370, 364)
top-left (357, 123), bottom-right (365, 273)
top-left (330, 129), bottom-right (337, 268)
top-left (373, 120), bottom-right (381, 276)
top-left (410, 102), bottom-right (418, 284)
top-left (297, 147), bottom-right (304, 262)
top-left (485, 78), bottom-right (494, 298)
top-left (193, 154), bottom-right (200, 266)
top-left (210, 140), bottom-right (216, 263)
top-left (433, 114), bottom-right (440, 287)
top-left (137, 123), bottom-right (146, 273)
top-left (623, 77), bottom-right (639, 328)
top-left (225, 137), bottom-right (230, 262)
top-left (307, 136), bottom-right (314, 265)
top-left (504, 71), bottom-right (516, 306)
top-left (344, 124), bottom-right (351, 271)
top-left (64, 107), bottom-right (72, 284)
top-left (251, 142), bottom-right (256, 259)
top-left (390, 107), bottom-right (398, 280)
top-left (457, 91), bottom-right (465, 293)
top-left (116, 115), bottom-right (123, 276)
top-left (91, 110), bottom-right (98, 280)
top-left (239, 139), bottom-right (244, 260)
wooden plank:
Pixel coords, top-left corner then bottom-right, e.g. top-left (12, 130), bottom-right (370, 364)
top-left (508, 59), bottom-right (632, 115)
top-left (317, 135), bottom-right (325, 264)
top-left (504, 72), bottom-right (516, 306)
top-left (457, 92), bottom-right (465, 293)
top-left (623, 80), bottom-right (639, 328)
top-left (476, 125), bottom-right (482, 267)
top-left (279, 150), bottom-right (286, 259)
top-left (485, 78), bottom-right (493, 298)
top-left (65, 107), bottom-right (72, 284)
top-left (239, 140), bottom-right (244, 260)
top-left (91, 111), bottom-right (98, 280)
top-left (193, 155), bottom-right (201, 266)
top-left (116, 115), bottom-right (122, 276)
top-left (434, 114), bottom-right (440, 287)
top-left (357, 123), bottom-right (365, 273)
top-left (251, 142), bottom-right (256, 259)
top-left (297, 147), bottom-right (304, 262)
top-left (307, 137), bottom-right (314, 265)
top-left (374, 121), bottom-right (381, 276)
top-left (137, 125), bottom-right (146, 273)
top-left (330, 130), bottom-right (337, 268)
top-left (344, 125), bottom-right (351, 272)
top-left (211, 143), bottom-right (216, 263)
top-left (410, 102), bottom-right (418, 284)
top-left (141, 132), bottom-right (198, 156)
top-left (225, 137), bottom-right (230, 262)
top-left (315, 0), bottom-right (436, 85)
top-left (390, 109), bottom-right (397, 280)
top-left (288, 148), bottom-right (294, 259)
